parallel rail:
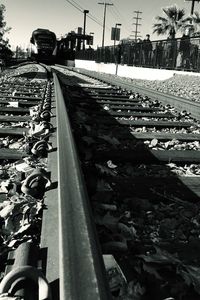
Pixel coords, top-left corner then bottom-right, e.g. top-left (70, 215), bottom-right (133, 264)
top-left (67, 66), bottom-right (200, 121)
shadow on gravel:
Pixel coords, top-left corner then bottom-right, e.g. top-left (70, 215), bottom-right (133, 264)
top-left (59, 72), bottom-right (200, 300)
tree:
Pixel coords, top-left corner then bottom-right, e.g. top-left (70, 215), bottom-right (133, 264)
top-left (0, 4), bottom-right (13, 61)
top-left (152, 5), bottom-right (189, 39)
top-left (183, 12), bottom-right (200, 36)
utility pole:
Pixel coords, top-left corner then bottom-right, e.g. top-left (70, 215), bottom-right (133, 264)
top-left (98, 2), bottom-right (113, 47)
top-left (185, 0), bottom-right (200, 15)
top-left (132, 10), bottom-right (142, 42)
top-left (83, 9), bottom-right (89, 50)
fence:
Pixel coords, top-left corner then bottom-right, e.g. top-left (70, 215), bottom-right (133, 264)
top-left (75, 36), bottom-right (200, 72)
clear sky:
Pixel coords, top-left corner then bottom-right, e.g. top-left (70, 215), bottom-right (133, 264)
top-left (1, 0), bottom-right (198, 50)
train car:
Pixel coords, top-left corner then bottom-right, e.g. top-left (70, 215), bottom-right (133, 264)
top-left (30, 28), bottom-right (57, 63)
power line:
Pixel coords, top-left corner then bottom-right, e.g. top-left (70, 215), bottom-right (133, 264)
top-left (97, 8), bottom-right (116, 31)
top-left (69, 0), bottom-right (103, 25)
top-left (66, 0), bottom-right (103, 27)
top-left (69, 0), bottom-right (85, 11)
top-left (107, 1), bottom-right (133, 36)
top-left (65, 0), bottom-right (103, 27)
top-left (65, 0), bottom-right (82, 13)
top-left (69, 0), bottom-right (103, 26)
top-left (87, 12), bottom-right (104, 27)
top-left (65, 0), bottom-right (132, 43)
top-left (109, 1), bottom-right (130, 24)
top-left (107, 8), bottom-right (131, 35)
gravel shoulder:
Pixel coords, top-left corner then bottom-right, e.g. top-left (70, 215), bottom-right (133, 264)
top-left (121, 73), bottom-right (200, 103)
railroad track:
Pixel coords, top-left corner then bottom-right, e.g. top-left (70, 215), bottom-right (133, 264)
top-left (53, 66), bottom-right (200, 300)
top-left (0, 64), bottom-right (109, 300)
top-left (1, 63), bottom-right (200, 299)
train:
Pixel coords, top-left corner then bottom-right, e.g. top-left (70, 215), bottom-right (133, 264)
top-left (30, 28), bottom-right (57, 63)
top-left (29, 28), bottom-right (94, 65)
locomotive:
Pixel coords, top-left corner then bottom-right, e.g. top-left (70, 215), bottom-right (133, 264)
top-left (30, 28), bottom-right (57, 63)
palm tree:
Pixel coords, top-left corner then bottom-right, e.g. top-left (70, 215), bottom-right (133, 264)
top-left (183, 12), bottom-right (200, 36)
top-left (153, 5), bottom-right (189, 39)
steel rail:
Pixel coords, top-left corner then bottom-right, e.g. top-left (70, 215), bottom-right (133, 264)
top-left (59, 66), bottom-right (200, 121)
top-left (53, 73), bottom-right (110, 300)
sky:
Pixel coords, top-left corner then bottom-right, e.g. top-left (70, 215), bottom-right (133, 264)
top-left (0, 0), bottom-right (198, 50)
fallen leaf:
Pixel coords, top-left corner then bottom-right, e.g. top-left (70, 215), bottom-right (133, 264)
top-left (107, 160), bottom-right (117, 169)
top-left (0, 203), bottom-right (15, 219)
top-left (14, 223), bottom-right (31, 235)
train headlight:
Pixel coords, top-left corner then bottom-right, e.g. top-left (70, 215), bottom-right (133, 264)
top-left (31, 44), bottom-right (38, 54)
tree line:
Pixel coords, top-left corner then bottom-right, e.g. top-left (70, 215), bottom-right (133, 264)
top-left (0, 4), bottom-right (12, 63)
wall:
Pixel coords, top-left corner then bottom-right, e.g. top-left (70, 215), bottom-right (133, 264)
top-left (75, 60), bottom-right (200, 81)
